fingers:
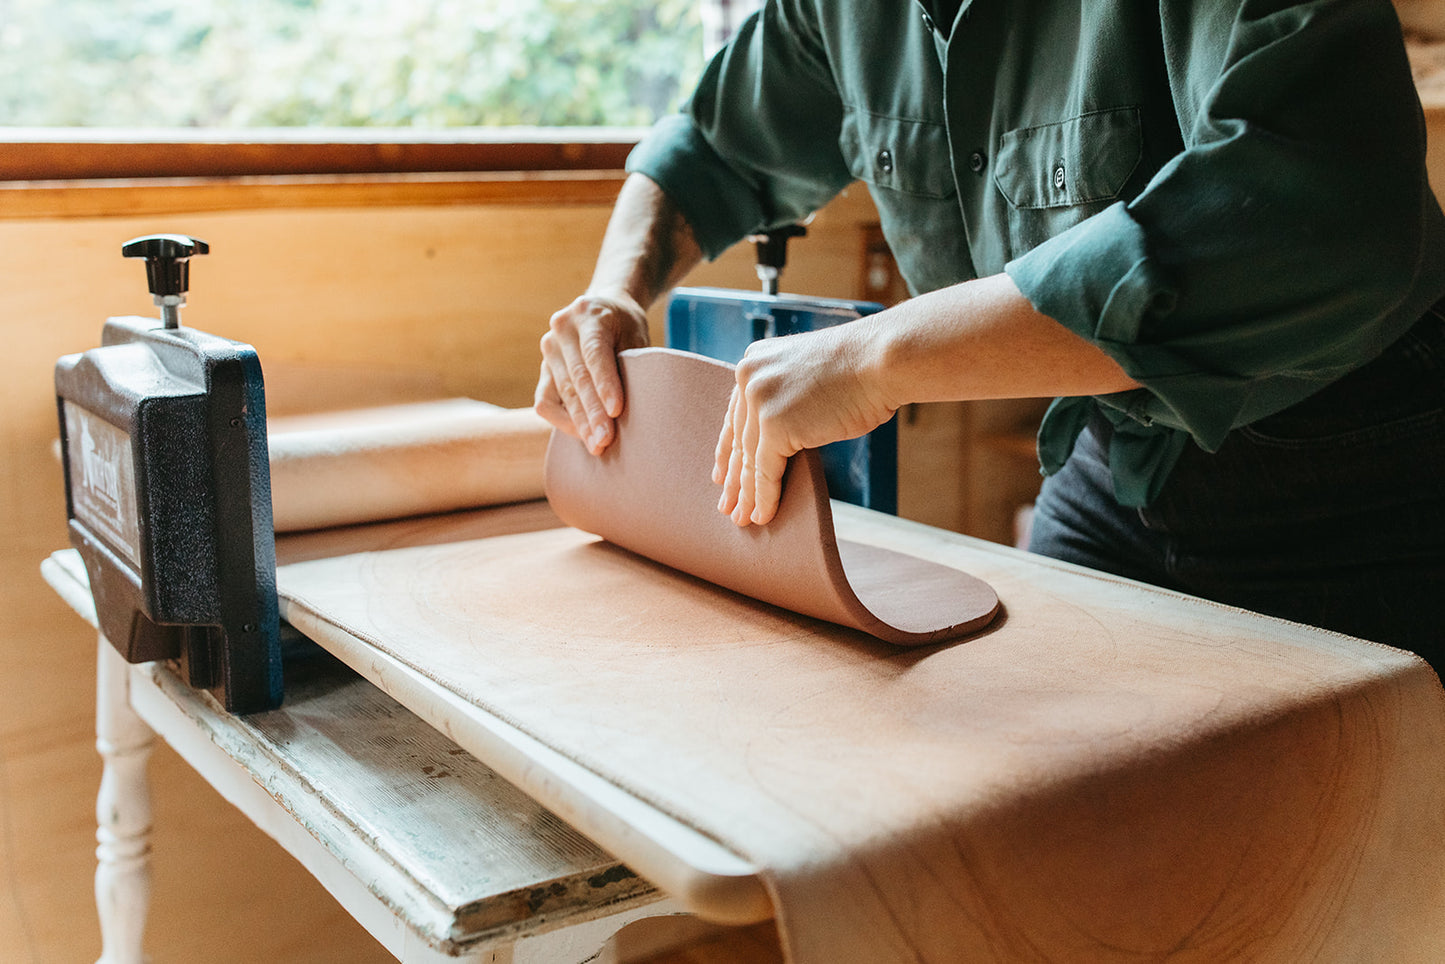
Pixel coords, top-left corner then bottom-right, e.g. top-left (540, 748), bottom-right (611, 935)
top-left (536, 296), bottom-right (646, 454)
top-left (539, 329), bottom-right (609, 452)
top-left (533, 364), bottom-right (578, 438)
top-left (731, 388), bottom-right (761, 526)
top-left (581, 328), bottom-right (627, 419)
top-left (713, 387), bottom-right (736, 485)
top-left (563, 331), bottom-right (617, 452)
top-left (749, 428), bottom-right (789, 526)
top-left (715, 372), bottom-right (791, 527)
top-left (717, 386), bottom-right (745, 518)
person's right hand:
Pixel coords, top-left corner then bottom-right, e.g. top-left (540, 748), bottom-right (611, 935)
top-left (535, 292), bottom-right (651, 454)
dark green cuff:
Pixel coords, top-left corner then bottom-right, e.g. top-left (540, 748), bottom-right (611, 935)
top-left (626, 115), bottom-right (768, 261)
top-left (1005, 201), bottom-right (1173, 354)
top-left (1006, 202), bottom-right (1243, 448)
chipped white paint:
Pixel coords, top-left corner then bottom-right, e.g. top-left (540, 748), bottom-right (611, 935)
top-left (42, 550), bottom-right (690, 964)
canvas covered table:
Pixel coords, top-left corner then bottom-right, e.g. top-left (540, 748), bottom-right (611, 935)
top-left (274, 496), bottom-right (1445, 964)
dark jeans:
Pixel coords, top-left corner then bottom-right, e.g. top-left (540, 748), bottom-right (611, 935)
top-left (1029, 308), bottom-right (1445, 672)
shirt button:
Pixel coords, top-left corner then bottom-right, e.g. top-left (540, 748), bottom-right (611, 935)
top-left (921, 11), bottom-right (935, 31)
top-left (968, 150), bottom-right (986, 174)
top-left (877, 149), bottom-right (894, 176)
top-left (1053, 164), bottom-right (1066, 190)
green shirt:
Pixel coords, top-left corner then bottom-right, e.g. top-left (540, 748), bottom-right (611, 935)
top-left (628, 0), bottom-right (1445, 506)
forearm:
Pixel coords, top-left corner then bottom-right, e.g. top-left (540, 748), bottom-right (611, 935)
top-left (715, 272), bottom-right (1139, 526)
top-left (536, 173), bottom-right (705, 453)
top-left (587, 172), bottom-right (704, 311)
top-left (862, 273), bottom-right (1140, 408)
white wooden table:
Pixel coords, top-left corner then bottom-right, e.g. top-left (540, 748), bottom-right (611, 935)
top-left (42, 549), bottom-right (692, 964)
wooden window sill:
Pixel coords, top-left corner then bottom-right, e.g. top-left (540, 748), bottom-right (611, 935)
top-left (0, 128), bottom-right (644, 218)
top-left (0, 127), bottom-right (643, 179)
top-left (0, 170), bottom-right (631, 219)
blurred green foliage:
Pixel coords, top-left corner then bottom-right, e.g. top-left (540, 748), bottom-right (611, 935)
top-left (0, 0), bottom-right (704, 126)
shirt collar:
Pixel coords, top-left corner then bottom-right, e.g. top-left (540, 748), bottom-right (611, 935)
top-left (915, 0), bottom-right (963, 38)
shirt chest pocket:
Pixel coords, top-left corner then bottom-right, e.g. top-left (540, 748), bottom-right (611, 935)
top-left (839, 109), bottom-right (956, 199)
top-left (994, 107), bottom-right (1143, 255)
top-left (838, 107), bottom-right (972, 293)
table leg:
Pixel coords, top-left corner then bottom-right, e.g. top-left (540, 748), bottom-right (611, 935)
top-left (94, 639), bottom-right (156, 964)
top-left (499, 898), bottom-right (687, 964)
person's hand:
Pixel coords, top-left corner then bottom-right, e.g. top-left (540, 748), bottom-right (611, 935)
top-left (535, 292), bottom-right (650, 454)
top-left (713, 323), bottom-right (896, 526)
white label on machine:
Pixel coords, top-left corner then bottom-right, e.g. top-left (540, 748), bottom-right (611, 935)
top-left (64, 402), bottom-right (142, 567)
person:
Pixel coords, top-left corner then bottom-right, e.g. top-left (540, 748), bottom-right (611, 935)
top-left (535, 0), bottom-right (1445, 663)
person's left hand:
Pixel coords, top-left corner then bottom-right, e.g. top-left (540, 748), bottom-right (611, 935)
top-left (713, 322), bottom-right (896, 526)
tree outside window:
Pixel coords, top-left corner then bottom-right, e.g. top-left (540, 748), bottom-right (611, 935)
top-left (0, 0), bottom-right (706, 127)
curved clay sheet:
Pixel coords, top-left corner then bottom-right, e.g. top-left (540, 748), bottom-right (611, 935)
top-left (544, 347), bottom-right (999, 645)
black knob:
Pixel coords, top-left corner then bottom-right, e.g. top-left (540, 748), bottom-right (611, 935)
top-left (750, 223), bottom-right (807, 296)
top-left (752, 223), bottom-right (807, 273)
top-left (122, 234), bottom-right (209, 329)
top-left (122, 234), bottom-right (209, 299)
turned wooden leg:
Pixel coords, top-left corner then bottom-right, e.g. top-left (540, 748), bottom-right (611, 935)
top-left (505, 899), bottom-right (687, 964)
top-left (94, 639), bottom-right (156, 964)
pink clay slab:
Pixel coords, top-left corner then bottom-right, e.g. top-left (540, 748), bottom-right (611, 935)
top-left (544, 347), bottom-right (1000, 645)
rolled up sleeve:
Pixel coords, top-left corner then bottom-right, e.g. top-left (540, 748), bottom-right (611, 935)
top-left (1007, 0), bottom-right (1445, 455)
top-left (626, 115), bottom-right (765, 260)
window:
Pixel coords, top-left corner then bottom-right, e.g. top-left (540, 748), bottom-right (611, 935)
top-left (0, 0), bottom-right (705, 128)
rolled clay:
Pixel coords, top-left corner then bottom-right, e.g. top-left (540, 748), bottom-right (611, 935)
top-left (543, 347), bottom-right (1000, 645)
top-left (269, 399), bottom-right (550, 532)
